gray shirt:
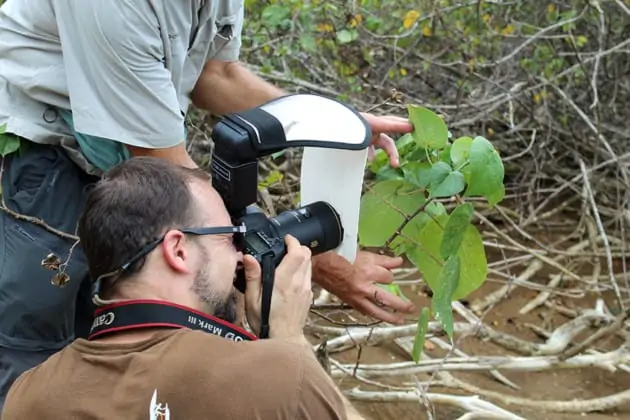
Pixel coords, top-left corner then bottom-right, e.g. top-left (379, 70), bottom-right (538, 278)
top-left (0, 0), bottom-right (244, 174)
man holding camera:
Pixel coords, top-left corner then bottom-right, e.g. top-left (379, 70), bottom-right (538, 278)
top-left (0, 0), bottom-right (415, 408)
top-left (2, 156), bottom-right (368, 419)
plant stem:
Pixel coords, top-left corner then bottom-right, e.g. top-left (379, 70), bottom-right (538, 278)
top-left (383, 198), bottom-right (434, 250)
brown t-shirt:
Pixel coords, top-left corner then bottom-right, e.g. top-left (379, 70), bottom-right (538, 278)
top-left (1, 329), bottom-right (347, 419)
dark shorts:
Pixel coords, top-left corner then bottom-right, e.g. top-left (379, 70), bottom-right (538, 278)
top-left (0, 141), bottom-right (98, 408)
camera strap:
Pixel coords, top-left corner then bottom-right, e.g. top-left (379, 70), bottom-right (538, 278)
top-left (258, 253), bottom-right (275, 339)
top-left (87, 300), bottom-right (258, 342)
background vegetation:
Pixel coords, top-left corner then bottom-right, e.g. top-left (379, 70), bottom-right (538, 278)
top-left (1, 0), bottom-right (630, 418)
top-left (226, 0), bottom-right (630, 219)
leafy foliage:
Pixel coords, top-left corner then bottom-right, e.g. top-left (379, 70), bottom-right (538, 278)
top-left (0, 123), bottom-right (20, 157)
top-left (358, 106), bottom-right (505, 356)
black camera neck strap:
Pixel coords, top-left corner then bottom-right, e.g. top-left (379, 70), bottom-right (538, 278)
top-left (87, 300), bottom-right (258, 342)
top-left (258, 253), bottom-right (275, 339)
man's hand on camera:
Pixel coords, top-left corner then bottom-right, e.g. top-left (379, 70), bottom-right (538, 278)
top-left (312, 250), bottom-right (415, 324)
top-left (243, 234), bottom-right (313, 339)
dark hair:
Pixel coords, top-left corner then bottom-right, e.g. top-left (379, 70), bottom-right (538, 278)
top-left (77, 156), bottom-right (211, 295)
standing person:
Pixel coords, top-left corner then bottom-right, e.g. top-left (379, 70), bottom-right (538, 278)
top-left (0, 0), bottom-right (415, 409)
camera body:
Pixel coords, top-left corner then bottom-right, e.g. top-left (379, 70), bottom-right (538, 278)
top-left (231, 202), bottom-right (343, 292)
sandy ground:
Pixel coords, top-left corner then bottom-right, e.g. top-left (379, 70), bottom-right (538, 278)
top-left (309, 265), bottom-right (630, 420)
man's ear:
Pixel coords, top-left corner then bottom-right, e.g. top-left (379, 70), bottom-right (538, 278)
top-left (160, 230), bottom-right (193, 274)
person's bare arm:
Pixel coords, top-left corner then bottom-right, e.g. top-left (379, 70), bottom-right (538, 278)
top-left (191, 60), bottom-right (285, 116)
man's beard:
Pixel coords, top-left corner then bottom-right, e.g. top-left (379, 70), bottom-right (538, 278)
top-left (191, 265), bottom-right (238, 324)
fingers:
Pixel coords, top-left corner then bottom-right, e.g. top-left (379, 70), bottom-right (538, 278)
top-left (361, 113), bottom-right (413, 134)
top-left (372, 134), bottom-right (399, 167)
top-left (243, 254), bottom-right (261, 285)
top-left (297, 251), bottom-right (313, 290)
top-left (277, 235), bottom-right (312, 279)
top-left (287, 234), bottom-right (312, 261)
top-left (369, 265), bottom-right (415, 313)
top-left (369, 264), bottom-right (394, 285)
top-left (363, 303), bottom-right (407, 325)
top-left (243, 254), bottom-right (262, 299)
top-left (361, 112), bottom-right (411, 168)
top-left (349, 286), bottom-right (415, 324)
top-left (357, 250), bottom-right (404, 270)
top-left (376, 115), bottom-right (414, 124)
top-left (285, 236), bottom-right (313, 303)
top-left (367, 145), bottom-right (376, 162)
top-left (371, 253), bottom-right (404, 270)
top-left (360, 264), bottom-right (416, 322)
top-left (371, 286), bottom-right (415, 314)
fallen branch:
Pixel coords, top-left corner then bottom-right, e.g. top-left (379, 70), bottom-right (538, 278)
top-left (346, 388), bottom-right (527, 420)
top-left (536, 308), bottom-right (613, 355)
top-left (558, 309), bottom-right (630, 360)
top-left (348, 383), bottom-right (630, 415)
top-left (330, 346), bottom-right (630, 378)
top-left (471, 240), bottom-right (590, 313)
top-left (447, 374), bottom-right (630, 413)
top-left (314, 320), bottom-right (539, 355)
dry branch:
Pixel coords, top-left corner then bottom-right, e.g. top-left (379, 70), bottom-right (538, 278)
top-left (346, 388), bottom-right (527, 420)
top-left (331, 346), bottom-right (630, 378)
top-left (347, 383), bottom-right (630, 415)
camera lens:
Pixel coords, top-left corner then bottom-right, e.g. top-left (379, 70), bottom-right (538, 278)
top-left (269, 201), bottom-right (344, 255)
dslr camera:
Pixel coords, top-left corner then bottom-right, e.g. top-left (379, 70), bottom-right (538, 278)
top-left (209, 94), bottom-right (371, 292)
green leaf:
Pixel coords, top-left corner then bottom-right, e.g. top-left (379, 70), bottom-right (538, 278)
top-left (336, 29), bottom-right (358, 44)
top-left (375, 166), bottom-right (403, 182)
top-left (258, 170), bottom-right (284, 189)
top-left (377, 283), bottom-right (409, 302)
top-left (438, 144), bottom-right (452, 165)
top-left (261, 4), bottom-right (290, 28)
top-left (407, 214), bottom-right (487, 302)
top-left (299, 34), bottom-right (317, 52)
top-left (368, 149), bottom-right (390, 173)
top-left (406, 147), bottom-right (431, 163)
top-left (463, 136), bottom-right (505, 206)
top-left (431, 254), bottom-right (460, 340)
top-left (358, 179), bottom-right (425, 247)
top-left (407, 105), bottom-right (448, 150)
top-left (389, 201), bottom-right (446, 254)
top-left (430, 171), bottom-right (465, 198)
top-left (440, 203), bottom-right (474, 259)
top-left (402, 161), bottom-right (432, 188)
top-left (486, 184), bottom-right (506, 207)
top-left (396, 133), bottom-right (415, 149)
top-left (426, 162), bottom-right (451, 189)
top-left (365, 16), bottom-right (381, 31)
top-left (0, 123), bottom-right (6, 134)
top-left (0, 132), bottom-right (20, 157)
top-left (412, 307), bottom-right (431, 363)
top-left (450, 136), bottom-right (473, 169)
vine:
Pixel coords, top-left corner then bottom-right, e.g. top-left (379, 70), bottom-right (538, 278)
top-left (358, 105), bottom-right (505, 362)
